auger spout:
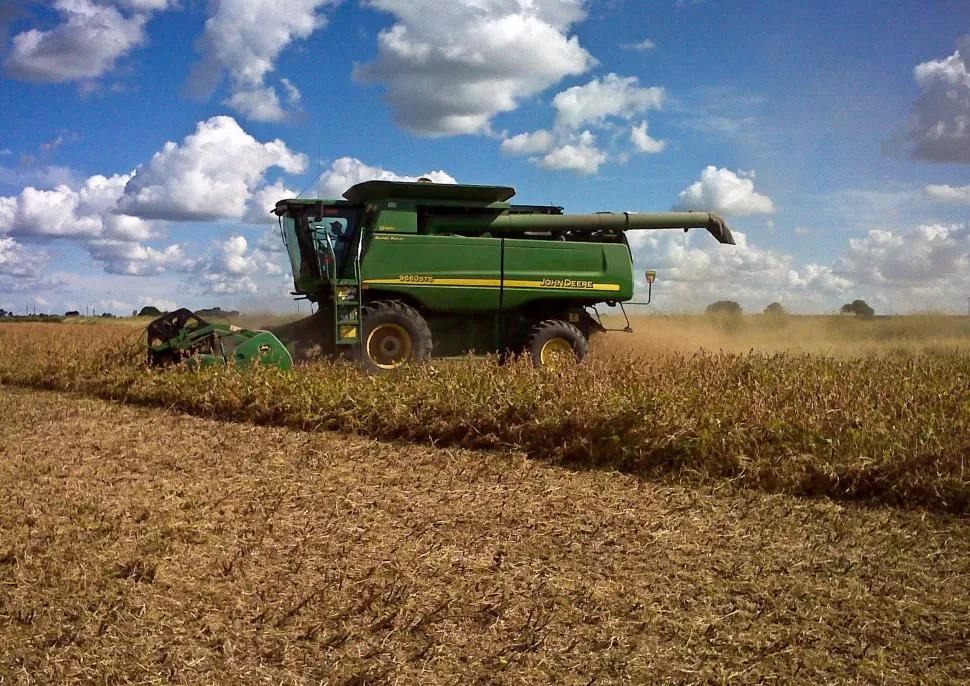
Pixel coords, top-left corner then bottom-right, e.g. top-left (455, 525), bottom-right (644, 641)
top-left (427, 210), bottom-right (735, 245)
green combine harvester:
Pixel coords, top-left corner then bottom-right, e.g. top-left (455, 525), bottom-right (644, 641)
top-left (148, 179), bottom-right (734, 371)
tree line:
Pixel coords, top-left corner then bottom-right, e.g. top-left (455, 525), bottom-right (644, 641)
top-left (705, 300), bottom-right (875, 317)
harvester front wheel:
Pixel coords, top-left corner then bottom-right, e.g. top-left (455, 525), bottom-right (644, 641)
top-left (361, 301), bottom-right (433, 373)
top-left (527, 319), bottom-right (587, 368)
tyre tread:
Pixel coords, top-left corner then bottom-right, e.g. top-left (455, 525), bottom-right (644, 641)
top-left (360, 300), bottom-right (433, 372)
top-left (526, 318), bottom-right (588, 366)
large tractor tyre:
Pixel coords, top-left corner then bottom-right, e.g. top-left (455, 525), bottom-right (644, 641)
top-left (360, 301), bottom-right (433, 373)
top-left (526, 319), bottom-right (588, 368)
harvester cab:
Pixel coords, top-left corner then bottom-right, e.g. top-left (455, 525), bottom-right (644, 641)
top-left (273, 180), bottom-right (735, 371)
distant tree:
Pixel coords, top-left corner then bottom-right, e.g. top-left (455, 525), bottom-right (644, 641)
top-left (841, 299), bottom-right (874, 317)
top-left (706, 300), bottom-right (743, 316)
top-left (100, 312), bottom-right (115, 318)
top-left (138, 305), bottom-right (162, 317)
top-left (763, 302), bottom-right (786, 317)
top-left (0, 309), bottom-right (7, 317)
top-left (65, 310), bottom-right (80, 317)
top-left (132, 309), bottom-right (138, 317)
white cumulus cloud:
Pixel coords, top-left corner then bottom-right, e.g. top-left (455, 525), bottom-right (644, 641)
top-left (86, 239), bottom-right (201, 276)
top-left (355, 0), bottom-right (595, 136)
top-left (225, 86), bottom-right (287, 124)
top-left (835, 223), bottom-right (970, 288)
top-left (0, 197), bottom-right (16, 233)
top-left (117, 116), bottom-right (307, 221)
top-left (190, 0), bottom-right (339, 122)
top-left (536, 130), bottom-right (607, 174)
top-left (501, 130), bottom-right (555, 156)
top-left (244, 179), bottom-right (299, 225)
top-left (0, 117), bottom-right (308, 281)
top-left (5, 185), bottom-right (102, 239)
top-left (622, 38), bottom-right (656, 51)
top-left (503, 73), bottom-right (665, 172)
top-left (4, 0), bottom-right (170, 83)
top-left (625, 229), bottom-right (852, 313)
top-left (0, 237), bottom-right (48, 280)
top-left (925, 183), bottom-right (970, 204)
top-left (673, 166), bottom-right (775, 216)
top-left (552, 73), bottom-right (664, 129)
top-left (201, 234), bottom-right (288, 295)
top-left (902, 36), bottom-right (970, 162)
top-left (1, 173), bottom-right (155, 242)
top-left (118, 0), bottom-right (179, 11)
top-left (630, 120), bottom-right (666, 154)
top-left (632, 221), bottom-right (968, 314)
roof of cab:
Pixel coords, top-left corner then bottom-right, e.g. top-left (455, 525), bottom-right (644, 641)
top-left (342, 180), bottom-right (516, 204)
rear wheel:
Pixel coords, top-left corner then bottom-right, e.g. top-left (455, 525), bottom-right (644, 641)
top-left (360, 301), bottom-right (433, 373)
top-left (526, 319), bottom-right (587, 368)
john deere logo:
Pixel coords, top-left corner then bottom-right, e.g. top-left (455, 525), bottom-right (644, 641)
top-left (541, 278), bottom-right (594, 289)
top-left (645, 270), bottom-right (657, 285)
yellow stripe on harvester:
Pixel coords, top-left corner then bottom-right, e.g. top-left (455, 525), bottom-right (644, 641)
top-left (363, 277), bottom-right (501, 287)
top-left (503, 279), bottom-right (621, 292)
top-left (362, 277), bottom-right (620, 292)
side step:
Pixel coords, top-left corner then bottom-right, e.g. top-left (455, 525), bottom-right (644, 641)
top-left (333, 283), bottom-right (363, 350)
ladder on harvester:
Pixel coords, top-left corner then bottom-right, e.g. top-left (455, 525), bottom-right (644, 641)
top-left (314, 226), bottom-right (363, 360)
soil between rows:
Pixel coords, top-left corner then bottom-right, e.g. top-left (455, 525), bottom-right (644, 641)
top-left (1, 387), bottom-right (968, 684)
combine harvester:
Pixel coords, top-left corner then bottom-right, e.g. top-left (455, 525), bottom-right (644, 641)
top-left (148, 180), bottom-right (734, 372)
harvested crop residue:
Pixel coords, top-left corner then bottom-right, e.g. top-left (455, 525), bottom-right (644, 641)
top-left (599, 313), bottom-right (970, 357)
top-left (1, 387), bottom-right (968, 684)
top-left (262, 310), bottom-right (332, 362)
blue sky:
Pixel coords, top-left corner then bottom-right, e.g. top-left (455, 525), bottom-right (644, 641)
top-left (1, 0), bottom-right (968, 315)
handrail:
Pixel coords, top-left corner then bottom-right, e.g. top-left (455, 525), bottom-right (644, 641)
top-left (354, 224), bottom-right (363, 284)
top-left (313, 228), bottom-right (337, 281)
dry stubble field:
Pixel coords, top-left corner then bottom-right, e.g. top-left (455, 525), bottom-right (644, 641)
top-left (1, 315), bottom-right (969, 683)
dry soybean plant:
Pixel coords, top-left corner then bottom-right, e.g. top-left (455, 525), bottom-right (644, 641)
top-left (1, 320), bottom-right (968, 512)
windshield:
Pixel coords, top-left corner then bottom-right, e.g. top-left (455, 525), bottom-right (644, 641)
top-left (311, 206), bottom-right (361, 277)
top-left (280, 215), bottom-right (303, 283)
top-left (279, 204), bottom-right (363, 294)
